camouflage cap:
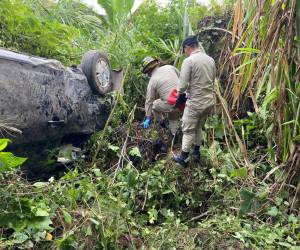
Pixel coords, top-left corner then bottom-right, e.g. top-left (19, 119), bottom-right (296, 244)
top-left (141, 56), bottom-right (158, 73)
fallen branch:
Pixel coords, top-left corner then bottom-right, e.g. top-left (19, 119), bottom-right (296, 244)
top-left (185, 211), bottom-right (210, 223)
top-left (0, 123), bottom-right (22, 137)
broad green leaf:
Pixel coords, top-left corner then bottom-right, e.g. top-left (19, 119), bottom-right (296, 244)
top-left (92, 168), bottom-right (102, 177)
top-left (12, 232), bottom-right (29, 244)
top-left (97, 0), bottom-right (134, 28)
top-left (29, 217), bottom-right (53, 230)
top-left (33, 182), bottom-right (48, 188)
top-left (239, 188), bottom-right (256, 216)
top-left (234, 232), bottom-right (245, 242)
top-left (108, 144), bottom-right (120, 152)
top-left (148, 207), bottom-right (158, 224)
top-left (267, 206), bottom-right (278, 217)
top-left (0, 152), bottom-right (27, 172)
top-left (230, 167), bottom-right (248, 179)
top-left (275, 197), bottom-right (283, 206)
top-left (63, 211), bottom-right (72, 225)
top-left (129, 147), bottom-right (141, 157)
top-left (288, 214), bottom-right (298, 223)
top-left (33, 231), bottom-right (47, 242)
top-left (0, 139), bottom-right (11, 151)
top-left (215, 127), bottom-right (224, 139)
top-left (35, 208), bottom-right (49, 217)
top-left (22, 240), bottom-right (34, 249)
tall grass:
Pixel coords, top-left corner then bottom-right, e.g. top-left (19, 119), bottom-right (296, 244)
top-left (218, 0), bottom-right (299, 162)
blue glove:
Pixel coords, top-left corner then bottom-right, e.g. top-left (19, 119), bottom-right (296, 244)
top-left (143, 117), bottom-right (151, 129)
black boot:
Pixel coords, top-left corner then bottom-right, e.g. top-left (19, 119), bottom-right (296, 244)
top-left (173, 151), bottom-right (190, 166)
top-left (192, 145), bottom-right (200, 163)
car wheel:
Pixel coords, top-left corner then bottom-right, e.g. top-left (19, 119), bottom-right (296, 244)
top-left (80, 50), bottom-right (112, 95)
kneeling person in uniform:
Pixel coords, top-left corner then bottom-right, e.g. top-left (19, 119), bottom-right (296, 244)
top-left (142, 56), bottom-right (182, 136)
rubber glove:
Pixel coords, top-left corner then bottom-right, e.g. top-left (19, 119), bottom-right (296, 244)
top-left (175, 93), bottom-right (187, 108)
top-left (143, 117), bottom-right (151, 129)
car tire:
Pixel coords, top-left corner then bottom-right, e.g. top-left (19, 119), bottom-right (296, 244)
top-left (80, 50), bottom-right (112, 95)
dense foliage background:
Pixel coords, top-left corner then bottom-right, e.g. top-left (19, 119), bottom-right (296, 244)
top-left (0, 0), bottom-right (299, 249)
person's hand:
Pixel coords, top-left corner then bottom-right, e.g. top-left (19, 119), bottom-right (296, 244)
top-left (143, 117), bottom-right (151, 129)
top-left (175, 93), bottom-right (187, 108)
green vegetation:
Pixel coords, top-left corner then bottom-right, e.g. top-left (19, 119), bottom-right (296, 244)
top-left (0, 139), bottom-right (26, 173)
top-left (0, 0), bottom-right (299, 249)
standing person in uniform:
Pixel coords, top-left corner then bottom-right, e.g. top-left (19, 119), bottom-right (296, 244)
top-left (173, 36), bottom-right (216, 166)
top-left (142, 56), bottom-right (183, 136)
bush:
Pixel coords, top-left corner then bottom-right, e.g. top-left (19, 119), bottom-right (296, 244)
top-left (0, 0), bottom-right (82, 64)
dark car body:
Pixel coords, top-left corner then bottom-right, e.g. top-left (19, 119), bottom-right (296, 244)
top-left (0, 48), bottom-right (122, 144)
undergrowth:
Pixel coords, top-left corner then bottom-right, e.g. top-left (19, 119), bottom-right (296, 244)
top-left (0, 0), bottom-right (299, 249)
top-left (0, 105), bottom-right (299, 249)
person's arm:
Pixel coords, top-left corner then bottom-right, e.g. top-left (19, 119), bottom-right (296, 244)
top-left (144, 79), bottom-right (156, 117)
top-left (178, 59), bottom-right (192, 93)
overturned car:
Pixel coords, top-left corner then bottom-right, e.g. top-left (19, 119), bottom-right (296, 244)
top-left (0, 48), bottom-right (123, 143)
top-left (0, 48), bottom-right (122, 178)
